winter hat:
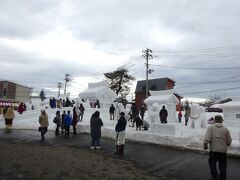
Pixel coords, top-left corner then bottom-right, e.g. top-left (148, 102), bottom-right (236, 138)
top-left (119, 112), bottom-right (125, 116)
top-left (215, 115), bottom-right (224, 123)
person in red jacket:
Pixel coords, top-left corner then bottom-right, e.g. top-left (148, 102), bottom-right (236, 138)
top-left (178, 111), bottom-right (182, 123)
top-left (18, 102), bottom-right (25, 114)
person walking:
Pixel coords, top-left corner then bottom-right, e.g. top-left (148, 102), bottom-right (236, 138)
top-left (17, 102), bottom-right (25, 114)
top-left (203, 115), bottom-right (232, 180)
top-left (39, 110), bottom-right (49, 141)
top-left (79, 103), bottom-right (85, 122)
top-left (184, 103), bottom-right (191, 126)
top-left (64, 110), bottom-right (72, 136)
top-left (72, 107), bottom-right (79, 135)
top-left (178, 111), bottom-right (182, 123)
top-left (115, 112), bottom-right (127, 154)
top-left (140, 104), bottom-right (146, 120)
top-left (109, 104), bottom-right (115, 120)
top-left (53, 111), bottom-right (61, 136)
top-left (4, 106), bottom-right (15, 129)
top-left (159, 106), bottom-right (168, 123)
top-left (90, 111), bottom-right (103, 149)
top-left (61, 111), bottom-right (66, 134)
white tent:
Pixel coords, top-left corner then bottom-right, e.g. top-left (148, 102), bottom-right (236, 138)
top-left (79, 81), bottom-right (117, 108)
top-left (219, 100), bottom-right (240, 127)
top-left (144, 89), bottom-right (179, 122)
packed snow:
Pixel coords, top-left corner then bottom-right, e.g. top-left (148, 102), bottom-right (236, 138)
top-left (0, 99), bottom-right (239, 156)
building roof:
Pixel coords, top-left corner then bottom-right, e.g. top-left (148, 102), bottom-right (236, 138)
top-left (0, 80), bottom-right (31, 89)
top-left (135, 77), bottom-right (175, 93)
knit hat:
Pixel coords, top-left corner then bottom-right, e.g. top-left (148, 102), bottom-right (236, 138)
top-left (119, 112), bottom-right (125, 116)
top-left (215, 115), bottom-right (224, 122)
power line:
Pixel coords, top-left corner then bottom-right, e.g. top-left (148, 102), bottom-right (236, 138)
top-left (184, 86), bottom-right (240, 95)
top-left (153, 44), bottom-right (240, 53)
top-left (149, 64), bottom-right (240, 70)
top-left (177, 80), bottom-right (240, 85)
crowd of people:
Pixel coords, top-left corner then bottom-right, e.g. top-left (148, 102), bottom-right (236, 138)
top-left (1, 100), bottom-right (234, 178)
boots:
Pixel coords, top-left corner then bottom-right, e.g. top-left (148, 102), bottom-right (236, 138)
top-left (114, 145), bottom-right (121, 154)
top-left (114, 145), bottom-right (124, 154)
top-left (120, 145), bottom-right (124, 154)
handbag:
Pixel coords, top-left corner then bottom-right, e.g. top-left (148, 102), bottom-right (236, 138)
top-left (38, 127), bottom-right (42, 132)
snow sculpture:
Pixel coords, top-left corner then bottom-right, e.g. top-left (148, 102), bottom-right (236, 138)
top-left (76, 98), bottom-right (91, 109)
top-left (219, 100), bottom-right (240, 128)
top-left (85, 99), bottom-right (91, 108)
top-left (115, 103), bottom-right (124, 121)
top-left (144, 90), bottom-right (179, 122)
top-left (149, 103), bottom-right (161, 124)
top-left (125, 104), bottom-right (131, 121)
top-left (79, 81), bottom-right (117, 108)
top-left (189, 104), bottom-right (206, 129)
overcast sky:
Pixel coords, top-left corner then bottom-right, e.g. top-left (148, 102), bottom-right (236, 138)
top-left (0, 0), bottom-right (240, 100)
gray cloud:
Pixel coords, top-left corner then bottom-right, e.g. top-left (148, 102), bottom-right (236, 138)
top-left (0, 0), bottom-right (240, 98)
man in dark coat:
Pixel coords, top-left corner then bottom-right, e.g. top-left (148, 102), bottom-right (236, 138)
top-left (90, 111), bottom-right (103, 149)
top-left (109, 104), bottom-right (115, 120)
top-left (159, 106), bottom-right (168, 123)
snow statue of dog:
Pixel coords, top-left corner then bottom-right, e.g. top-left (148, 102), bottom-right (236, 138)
top-left (189, 104), bottom-right (207, 129)
top-left (149, 103), bottom-right (161, 124)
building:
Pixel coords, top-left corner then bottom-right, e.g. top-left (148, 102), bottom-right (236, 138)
top-left (135, 77), bottom-right (182, 111)
top-left (0, 80), bottom-right (31, 106)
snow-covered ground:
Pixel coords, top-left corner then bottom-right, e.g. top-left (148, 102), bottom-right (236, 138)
top-left (0, 105), bottom-right (239, 156)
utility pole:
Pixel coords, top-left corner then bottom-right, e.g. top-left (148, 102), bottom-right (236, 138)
top-left (57, 82), bottom-right (63, 97)
top-left (142, 48), bottom-right (153, 98)
top-left (64, 74), bottom-right (71, 94)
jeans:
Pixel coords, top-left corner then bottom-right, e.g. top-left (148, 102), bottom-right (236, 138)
top-left (110, 113), bottom-right (114, 120)
top-left (91, 136), bottom-right (100, 147)
top-left (80, 113), bottom-right (84, 121)
top-left (209, 151), bottom-right (227, 180)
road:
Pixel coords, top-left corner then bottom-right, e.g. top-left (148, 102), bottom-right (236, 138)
top-left (0, 129), bottom-right (239, 180)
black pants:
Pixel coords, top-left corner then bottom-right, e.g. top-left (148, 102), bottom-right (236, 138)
top-left (65, 125), bottom-right (70, 135)
top-left (40, 127), bottom-right (48, 140)
top-left (72, 125), bottom-right (76, 134)
top-left (209, 151), bottom-right (227, 180)
top-left (55, 124), bottom-right (60, 135)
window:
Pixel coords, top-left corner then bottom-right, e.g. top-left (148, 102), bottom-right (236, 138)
top-left (236, 114), bottom-right (240, 119)
top-left (3, 88), bottom-right (7, 97)
top-left (142, 85), bottom-right (146, 91)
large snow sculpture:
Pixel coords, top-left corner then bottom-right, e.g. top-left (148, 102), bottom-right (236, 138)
top-left (79, 81), bottom-right (117, 108)
top-left (219, 99), bottom-right (240, 128)
top-left (144, 90), bottom-right (179, 122)
top-left (189, 104), bottom-right (206, 129)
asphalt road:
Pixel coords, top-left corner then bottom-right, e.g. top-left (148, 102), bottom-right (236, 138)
top-left (0, 129), bottom-right (239, 180)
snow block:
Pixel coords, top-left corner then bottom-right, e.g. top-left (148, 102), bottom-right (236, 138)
top-left (150, 123), bottom-right (176, 136)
